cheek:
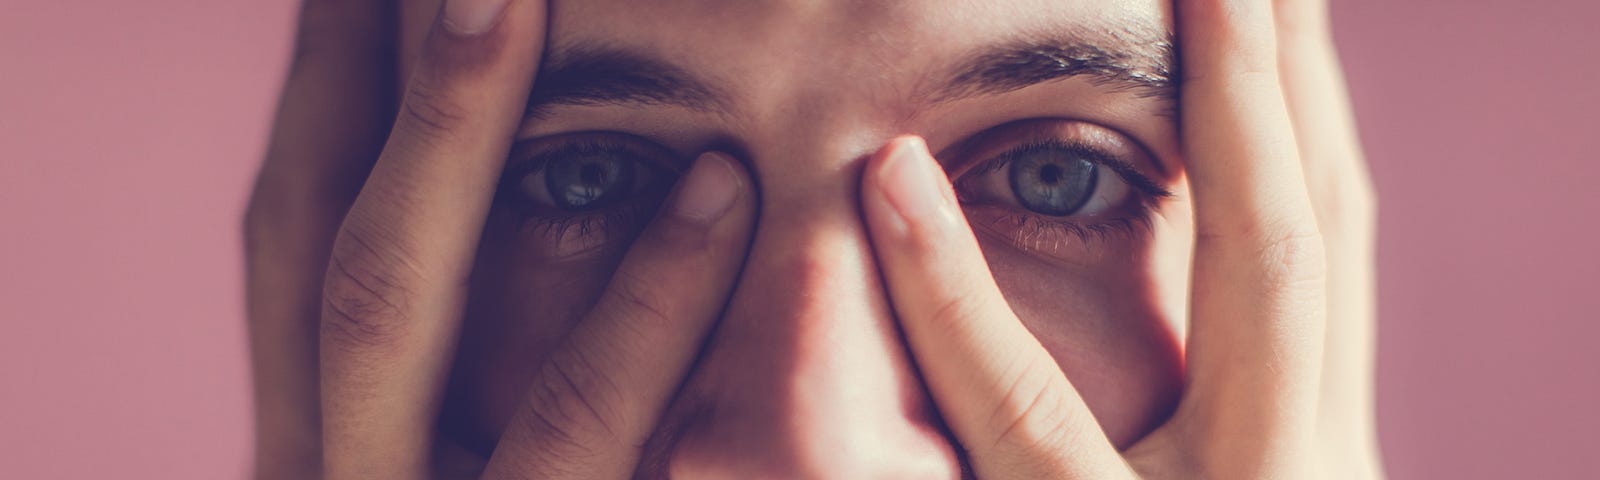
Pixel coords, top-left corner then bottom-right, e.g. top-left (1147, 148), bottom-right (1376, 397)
top-left (979, 229), bottom-right (1184, 448)
top-left (448, 209), bottom-right (627, 449)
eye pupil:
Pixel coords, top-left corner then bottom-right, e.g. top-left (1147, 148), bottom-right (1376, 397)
top-left (580, 164), bottom-right (606, 184)
top-left (1038, 164), bottom-right (1063, 184)
top-left (545, 152), bottom-right (637, 210)
top-left (1008, 150), bottom-right (1097, 216)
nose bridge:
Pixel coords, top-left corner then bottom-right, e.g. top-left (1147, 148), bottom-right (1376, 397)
top-left (727, 127), bottom-right (905, 418)
top-left (661, 141), bottom-right (962, 478)
top-left (724, 122), bottom-right (897, 353)
top-left (733, 195), bottom-right (895, 388)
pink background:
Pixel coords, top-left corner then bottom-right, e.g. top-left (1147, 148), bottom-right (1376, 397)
top-left (2, 1), bottom-right (1595, 478)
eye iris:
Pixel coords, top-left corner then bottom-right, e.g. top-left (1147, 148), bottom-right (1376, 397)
top-left (1008, 150), bottom-right (1097, 216)
top-left (544, 152), bottom-right (636, 210)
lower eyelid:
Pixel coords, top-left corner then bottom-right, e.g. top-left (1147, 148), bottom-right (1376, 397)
top-left (511, 206), bottom-right (654, 260)
top-left (959, 201), bottom-right (1160, 259)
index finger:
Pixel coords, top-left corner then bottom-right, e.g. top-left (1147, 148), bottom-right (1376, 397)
top-left (482, 152), bottom-right (758, 479)
top-left (860, 137), bottom-right (1133, 480)
top-left (1173, 0), bottom-right (1327, 472)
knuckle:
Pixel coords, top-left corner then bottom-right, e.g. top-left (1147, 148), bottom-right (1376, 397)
top-left (395, 27), bottom-right (511, 133)
top-left (1199, 214), bottom-right (1328, 292)
top-left (522, 348), bottom-right (626, 455)
top-left (989, 363), bottom-right (1079, 459)
top-left (509, 408), bottom-right (602, 477)
top-left (394, 84), bottom-right (469, 147)
top-left (1252, 224), bottom-right (1328, 292)
top-left (595, 270), bottom-right (676, 335)
top-left (926, 288), bottom-right (989, 331)
top-left (319, 227), bottom-right (420, 352)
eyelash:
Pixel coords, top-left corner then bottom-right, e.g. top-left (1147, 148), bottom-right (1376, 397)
top-left (523, 207), bottom-right (650, 241)
top-left (956, 138), bottom-right (1171, 247)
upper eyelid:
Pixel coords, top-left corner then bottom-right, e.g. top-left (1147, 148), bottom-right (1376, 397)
top-left (508, 132), bottom-right (688, 173)
top-left (942, 119), bottom-right (1116, 167)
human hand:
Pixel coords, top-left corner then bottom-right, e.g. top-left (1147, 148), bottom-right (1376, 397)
top-left (856, 0), bottom-right (1380, 478)
top-left (245, 0), bottom-right (757, 478)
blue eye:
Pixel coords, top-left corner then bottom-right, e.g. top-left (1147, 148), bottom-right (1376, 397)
top-left (959, 141), bottom-right (1136, 218)
top-left (503, 137), bottom-right (676, 214)
top-left (1008, 148), bottom-right (1100, 216)
top-left (543, 149), bottom-right (639, 210)
top-left (493, 133), bottom-right (682, 254)
top-left (947, 121), bottom-right (1173, 252)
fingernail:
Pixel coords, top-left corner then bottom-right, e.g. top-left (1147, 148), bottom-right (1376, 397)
top-left (878, 136), bottom-right (955, 231)
top-left (443, 0), bottom-right (511, 34)
top-left (670, 152), bottom-right (741, 224)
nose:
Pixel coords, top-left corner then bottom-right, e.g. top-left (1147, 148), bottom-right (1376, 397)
top-left (658, 179), bottom-right (965, 478)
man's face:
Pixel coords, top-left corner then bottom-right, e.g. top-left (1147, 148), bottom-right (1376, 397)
top-left (404, 0), bottom-right (1192, 475)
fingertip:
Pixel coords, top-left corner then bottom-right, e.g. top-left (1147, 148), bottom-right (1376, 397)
top-left (414, 0), bottom-right (543, 83)
top-left (441, 0), bottom-right (511, 35)
top-left (866, 135), bottom-right (931, 186)
top-left (711, 151), bottom-right (761, 230)
top-left (863, 135), bottom-right (962, 245)
top-left (669, 152), bottom-right (745, 225)
top-left (635, 151), bottom-right (757, 263)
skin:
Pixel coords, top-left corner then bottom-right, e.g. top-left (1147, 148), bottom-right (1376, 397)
top-left (245, 0), bottom-right (1380, 478)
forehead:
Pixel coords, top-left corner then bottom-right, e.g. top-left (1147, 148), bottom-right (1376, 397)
top-left (546, 0), bottom-right (1173, 115)
top-left (550, 0), bottom-right (1172, 43)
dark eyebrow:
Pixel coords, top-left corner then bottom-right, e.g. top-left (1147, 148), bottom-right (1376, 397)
top-left (929, 27), bottom-right (1178, 108)
top-left (526, 27), bottom-right (1177, 120)
top-left (526, 43), bottom-right (729, 120)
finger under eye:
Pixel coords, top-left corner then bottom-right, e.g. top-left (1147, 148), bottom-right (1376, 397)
top-left (861, 136), bottom-right (1133, 480)
top-left (482, 152), bottom-right (756, 479)
top-left (1174, 0), bottom-right (1327, 473)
